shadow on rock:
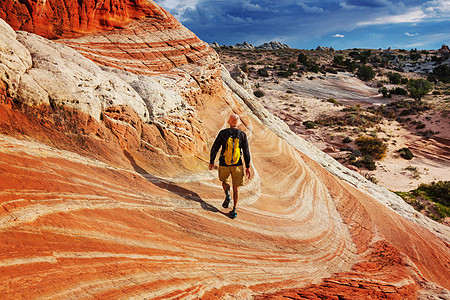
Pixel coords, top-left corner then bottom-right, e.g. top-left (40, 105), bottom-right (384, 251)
top-left (124, 150), bottom-right (225, 215)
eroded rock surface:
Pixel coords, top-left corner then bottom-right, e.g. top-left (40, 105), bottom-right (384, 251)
top-left (0, 1), bottom-right (449, 299)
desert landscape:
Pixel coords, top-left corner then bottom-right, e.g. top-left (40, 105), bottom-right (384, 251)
top-left (0, 0), bottom-right (449, 299)
top-left (217, 46), bottom-right (449, 225)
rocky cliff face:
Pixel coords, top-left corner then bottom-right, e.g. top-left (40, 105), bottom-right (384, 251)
top-left (0, 1), bottom-right (449, 299)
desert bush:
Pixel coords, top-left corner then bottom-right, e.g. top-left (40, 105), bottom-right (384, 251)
top-left (257, 67), bottom-right (269, 77)
top-left (343, 136), bottom-right (352, 143)
top-left (362, 155), bottom-right (376, 170)
top-left (408, 49), bottom-right (421, 60)
top-left (346, 60), bottom-right (357, 72)
top-left (418, 130), bottom-right (439, 137)
top-left (359, 50), bottom-right (372, 63)
top-left (253, 90), bottom-right (265, 98)
top-left (311, 64), bottom-right (320, 73)
top-left (398, 147), bottom-right (414, 160)
top-left (379, 87), bottom-right (391, 98)
top-left (417, 181), bottom-right (449, 207)
top-left (384, 99), bottom-right (431, 119)
top-left (401, 77), bottom-right (409, 84)
top-left (357, 65), bottom-right (376, 81)
top-left (407, 79), bottom-right (432, 101)
top-left (416, 123), bottom-right (426, 129)
top-left (325, 67), bottom-right (338, 74)
top-left (298, 53), bottom-right (308, 64)
top-left (387, 72), bottom-right (402, 84)
top-left (326, 98), bottom-right (341, 106)
top-left (405, 166), bottom-right (421, 179)
top-left (240, 63), bottom-right (249, 73)
top-left (355, 136), bottom-right (387, 160)
top-left (431, 64), bottom-right (450, 83)
top-left (303, 121), bottom-right (318, 129)
top-left (277, 70), bottom-right (293, 78)
top-left (333, 55), bottom-right (345, 66)
top-left (390, 87), bottom-right (408, 95)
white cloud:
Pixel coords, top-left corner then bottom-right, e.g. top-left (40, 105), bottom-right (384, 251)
top-left (242, 1), bottom-right (264, 12)
top-left (356, 8), bottom-right (426, 26)
top-left (298, 2), bottom-right (326, 13)
top-left (422, 0), bottom-right (450, 17)
top-left (405, 32), bottom-right (419, 37)
top-left (155, 0), bottom-right (201, 18)
top-left (333, 34), bottom-right (345, 38)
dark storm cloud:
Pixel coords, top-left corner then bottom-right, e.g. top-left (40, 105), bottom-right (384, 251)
top-left (154, 0), bottom-right (450, 49)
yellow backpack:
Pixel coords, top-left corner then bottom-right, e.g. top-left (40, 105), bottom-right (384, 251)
top-left (224, 131), bottom-right (241, 165)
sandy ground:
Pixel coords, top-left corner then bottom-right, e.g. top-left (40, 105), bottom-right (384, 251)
top-left (225, 65), bottom-right (449, 193)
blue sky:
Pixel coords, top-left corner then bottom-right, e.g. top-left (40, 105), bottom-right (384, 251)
top-left (154, 0), bottom-right (450, 50)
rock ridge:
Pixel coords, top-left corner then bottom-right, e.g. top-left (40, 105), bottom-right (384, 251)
top-left (211, 41), bottom-right (291, 50)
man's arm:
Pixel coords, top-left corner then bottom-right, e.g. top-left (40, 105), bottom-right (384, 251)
top-left (241, 132), bottom-right (251, 168)
top-left (209, 130), bottom-right (224, 168)
top-left (241, 132), bottom-right (251, 178)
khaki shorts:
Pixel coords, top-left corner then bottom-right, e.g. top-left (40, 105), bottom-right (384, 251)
top-left (218, 165), bottom-right (244, 187)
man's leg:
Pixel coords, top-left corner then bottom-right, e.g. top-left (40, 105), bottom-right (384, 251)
top-left (219, 166), bottom-right (232, 208)
top-left (222, 181), bottom-right (231, 194)
top-left (232, 185), bottom-right (239, 210)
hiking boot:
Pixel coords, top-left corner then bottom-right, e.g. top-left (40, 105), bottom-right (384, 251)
top-left (222, 195), bottom-right (231, 208)
top-left (230, 208), bottom-right (237, 219)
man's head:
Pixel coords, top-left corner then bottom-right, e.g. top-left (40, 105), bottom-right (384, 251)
top-left (227, 114), bottom-right (240, 128)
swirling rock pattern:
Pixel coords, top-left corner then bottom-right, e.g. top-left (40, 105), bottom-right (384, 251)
top-left (0, 0), bottom-right (449, 299)
top-left (0, 0), bottom-right (214, 74)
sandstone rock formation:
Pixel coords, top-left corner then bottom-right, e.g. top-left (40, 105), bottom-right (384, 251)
top-left (0, 1), bottom-right (449, 299)
top-left (316, 46), bottom-right (335, 52)
top-left (210, 41), bottom-right (290, 50)
top-left (257, 41), bottom-right (291, 50)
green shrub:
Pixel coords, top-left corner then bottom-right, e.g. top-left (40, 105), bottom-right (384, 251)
top-left (325, 67), bottom-right (338, 74)
top-left (431, 64), bottom-right (450, 83)
top-left (326, 98), bottom-right (341, 106)
top-left (355, 136), bottom-right (387, 160)
top-left (333, 55), bottom-right (345, 66)
top-left (390, 87), bottom-right (408, 95)
top-left (311, 64), bottom-right (320, 73)
top-left (387, 72), bottom-right (402, 84)
top-left (362, 155), bottom-right (376, 170)
top-left (417, 181), bottom-right (449, 207)
top-left (277, 70), bottom-right (293, 78)
top-left (253, 90), bottom-right (265, 98)
top-left (398, 147), bottom-right (414, 160)
top-left (298, 53), bottom-right (308, 64)
top-left (257, 68), bottom-right (269, 77)
top-left (303, 121), bottom-right (318, 129)
top-left (343, 136), bottom-right (352, 143)
top-left (379, 87), bottom-right (391, 98)
top-left (407, 79), bottom-right (432, 101)
top-left (357, 65), bottom-right (376, 81)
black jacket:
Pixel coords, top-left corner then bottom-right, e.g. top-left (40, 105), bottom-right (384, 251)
top-left (210, 128), bottom-right (251, 167)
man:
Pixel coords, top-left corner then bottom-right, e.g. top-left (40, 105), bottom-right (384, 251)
top-left (209, 114), bottom-right (251, 219)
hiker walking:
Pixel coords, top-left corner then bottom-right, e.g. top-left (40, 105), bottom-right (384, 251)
top-left (209, 114), bottom-right (251, 219)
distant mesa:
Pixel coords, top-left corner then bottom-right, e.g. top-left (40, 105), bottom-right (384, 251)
top-left (211, 41), bottom-right (291, 50)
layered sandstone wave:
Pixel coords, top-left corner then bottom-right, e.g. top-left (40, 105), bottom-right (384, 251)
top-left (1, 1), bottom-right (450, 299)
top-left (0, 0), bottom-right (213, 74)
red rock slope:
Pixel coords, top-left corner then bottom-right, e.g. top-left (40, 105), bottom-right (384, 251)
top-left (0, 0), bottom-right (212, 74)
top-left (0, 1), bottom-right (449, 299)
